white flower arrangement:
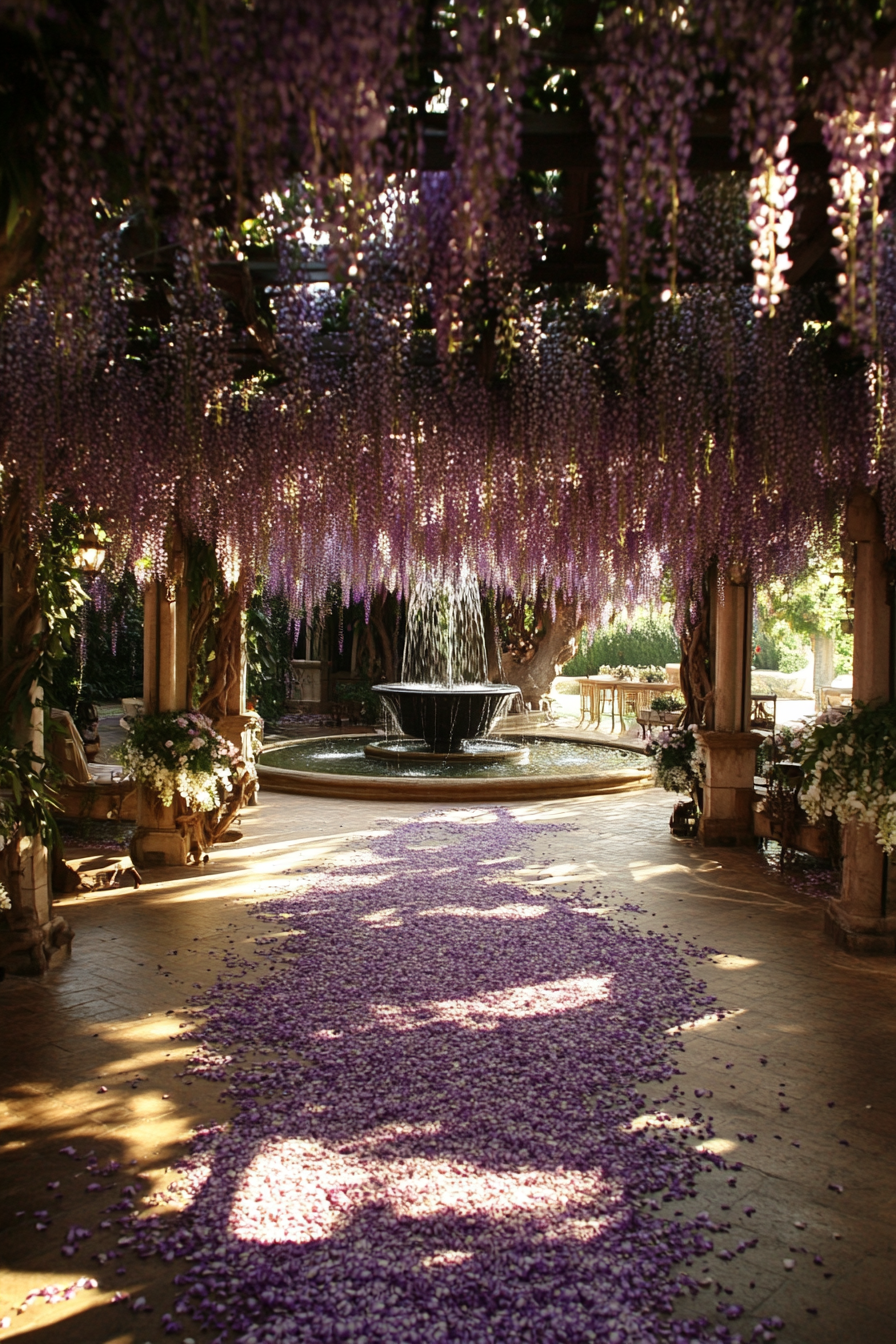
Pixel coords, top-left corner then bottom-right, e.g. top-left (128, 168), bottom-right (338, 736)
top-left (646, 724), bottom-right (706, 802)
top-left (118, 710), bottom-right (241, 813)
top-left (797, 703), bottom-right (896, 853)
top-left (0, 881), bottom-right (10, 911)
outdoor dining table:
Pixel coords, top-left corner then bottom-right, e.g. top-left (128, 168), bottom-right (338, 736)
top-left (578, 677), bottom-right (617, 728)
top-left (578, 679), bottom-right (676, 733)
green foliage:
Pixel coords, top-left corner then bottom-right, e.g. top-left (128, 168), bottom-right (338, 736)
top-left (0, 737), bottom-right (60, 849)
top-left (246, 591), bottom-right (293, 723)
top-left (754, 549), bottom-right (852, 675)
top-left (751, 620), bottom-right (810, 674)
top-left (30, 504), bottom-right (91, 708)
top-left (334, 679), bottom-right (381, 723)
top-left (54, 570), bottom-right (144, 711)
top-left (565, 611), bottom-right (680, 675)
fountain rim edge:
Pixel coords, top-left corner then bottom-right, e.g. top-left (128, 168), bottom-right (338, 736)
top-left (372, 682), bottom-right (521, 695)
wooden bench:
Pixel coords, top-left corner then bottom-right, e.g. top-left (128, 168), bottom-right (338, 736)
top-left (47, 709), bottom-right (136, 822)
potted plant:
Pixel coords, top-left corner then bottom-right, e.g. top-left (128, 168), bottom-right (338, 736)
top-left (649, 692), bottom-right (685, 724)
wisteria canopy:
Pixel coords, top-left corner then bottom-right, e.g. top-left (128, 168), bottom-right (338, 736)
top-left (2, 0), bottom-right (896, 615)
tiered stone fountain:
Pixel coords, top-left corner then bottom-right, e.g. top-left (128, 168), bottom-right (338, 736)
top-left (368, 571), bottom-right (524, 762)
top-left (257, 571), bottom-right (651, 800)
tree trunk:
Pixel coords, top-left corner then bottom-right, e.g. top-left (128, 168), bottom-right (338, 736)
top-left (199, 584), bottom-right (243, 719)
top-left (499, 594), bottom-right (584, 707)
top-left (679, 572), bottom-right (714, 728)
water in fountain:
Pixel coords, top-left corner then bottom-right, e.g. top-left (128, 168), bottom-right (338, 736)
top-left (401, 569), bottom-right (489, 687)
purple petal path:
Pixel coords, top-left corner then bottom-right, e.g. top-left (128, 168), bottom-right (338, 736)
top-left (137, 808), bottom-right (775, 1344)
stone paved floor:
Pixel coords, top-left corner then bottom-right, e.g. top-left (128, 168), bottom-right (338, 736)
top-left (1, 787), bottom-right (894, 1343)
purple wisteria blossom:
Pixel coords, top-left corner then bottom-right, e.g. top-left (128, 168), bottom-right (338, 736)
top-left (125, 808), bottom-right (771, 1344)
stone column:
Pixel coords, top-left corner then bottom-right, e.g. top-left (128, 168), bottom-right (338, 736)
top-left (131, 541), bottom-right (191, 867)
top-left (697, 565), bottom-right (763, 845)
top-left (824, 490), bottom-right (896, 953)
top-left (813, 633), bottom-right (835, 710)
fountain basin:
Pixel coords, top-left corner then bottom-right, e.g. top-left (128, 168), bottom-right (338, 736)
top-left (373, 683), bottom-right (519, 753)
top-left (258, 734), bottom-right (652, 802)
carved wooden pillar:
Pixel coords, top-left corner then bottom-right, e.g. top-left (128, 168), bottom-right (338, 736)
top-left (697, 565), bottom-right (763, 846)
top-left (131, 535), bottom-right (191, 867)
top-left (824, 490), bottom-right (896, 953)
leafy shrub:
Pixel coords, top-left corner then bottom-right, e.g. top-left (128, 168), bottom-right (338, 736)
top-left (650, 693), bottom-right (685, 712)
top-left (247, 592), bottom-right (293, 723)
top-left (799, 703), bottom-right (896, 852)
top-left (566, 613), bottom-right (680, 676)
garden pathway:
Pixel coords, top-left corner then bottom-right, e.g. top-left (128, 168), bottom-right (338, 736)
top-left (1, 788), bottom-right (894, 1343)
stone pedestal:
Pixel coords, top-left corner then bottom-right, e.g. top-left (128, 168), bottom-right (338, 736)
top-left (1, 832), bottom-right (73, 975)
top-left (132, 791), bottom-right (190, 867)
top-left (825, 822), bottom-right (896, 954)
top-left (825, 490), bottom-right (895, 953)
top-left (697, 730), bottom-right (763, 846)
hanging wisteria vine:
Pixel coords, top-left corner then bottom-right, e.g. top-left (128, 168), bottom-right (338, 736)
top-left (1, 0), bottom-right (895, 614)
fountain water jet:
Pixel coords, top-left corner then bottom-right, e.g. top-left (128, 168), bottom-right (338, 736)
top-left (370, 571), bottom-right (522, 759)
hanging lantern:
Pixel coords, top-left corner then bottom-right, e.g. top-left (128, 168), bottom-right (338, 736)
top-left (73, 526), bottom-right (106, 576)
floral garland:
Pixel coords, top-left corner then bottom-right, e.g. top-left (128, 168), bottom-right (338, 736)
top-left (646, 724), bottom-right (705, 802)
top-left (117, 711), bottom-right (240, 813)
top-left (598, 665), bottom-right (666, 682)
top-left (797, 702), bottom-right (896, 852)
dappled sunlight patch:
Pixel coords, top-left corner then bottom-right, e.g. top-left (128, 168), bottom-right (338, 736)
top-left (328, 850), bottom-right (400, 869)
top-left (628, 1113), bottom-right (696, 1133)
top-left (358, 906), bottom-right (403, 926)
top-left (668, 1008), bottom-right (745, 1034)
top-left (417, 902), bottom-right (549, 920)
top-left (627, 861), bottom-right (692, 879)
top-left (420, 1248), bottom-right (475, 1268)
top-left (369, 975), bottom-right (614, 1032)
top-left (228, 1136), bottom-right (617, 1246)
top-left (695, 1138), bottom-right (739, 1157)
top-left (312, 872), bottom-right (393, 892)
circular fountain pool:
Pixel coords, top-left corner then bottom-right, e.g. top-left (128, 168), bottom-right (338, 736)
top-left (258, 735), bottom-right (652, 802)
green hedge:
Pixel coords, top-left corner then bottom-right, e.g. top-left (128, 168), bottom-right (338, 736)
top-left (565, 613), bottom-right (680, 676)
